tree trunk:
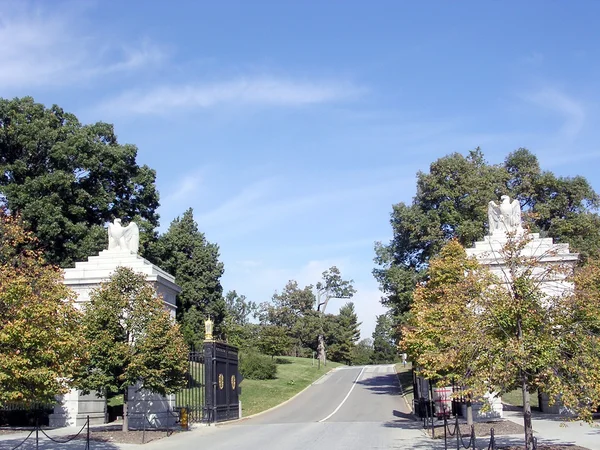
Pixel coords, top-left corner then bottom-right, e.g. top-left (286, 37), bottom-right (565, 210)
top-left (521, 370), bottom-right (534, 449)
top-left (317, 334), bottom-right (326, 365)
top-left (466, 393), bottom-right (473, 426)
top-left (517, 316), bottom-right (534, 450)
top-left (122, 387), bottom-right (129, 433)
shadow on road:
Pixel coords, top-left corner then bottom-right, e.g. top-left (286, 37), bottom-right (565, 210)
top-left (356, 374), bottom-right (401, 396)
top-left (382, 409), bottom-right (423, 430)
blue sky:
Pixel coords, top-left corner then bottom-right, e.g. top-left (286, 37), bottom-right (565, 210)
top-left (2, 1), bottom-right (600, 338)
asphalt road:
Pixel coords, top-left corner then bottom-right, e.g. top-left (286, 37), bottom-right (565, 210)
top-left (139, 364), bottom-right (437, 450)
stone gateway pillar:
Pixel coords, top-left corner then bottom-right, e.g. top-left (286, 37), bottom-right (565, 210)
top-left (49, 219), bottom-right (181, 427)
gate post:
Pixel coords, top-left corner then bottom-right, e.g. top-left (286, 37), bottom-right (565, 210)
top-left (203, 340), bottom-right (216, 424)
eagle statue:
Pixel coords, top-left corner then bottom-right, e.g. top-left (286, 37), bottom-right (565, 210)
top-left (488, 195), bottom-right (523, 236)
top-left (108, 218), bottom-right (140, 253)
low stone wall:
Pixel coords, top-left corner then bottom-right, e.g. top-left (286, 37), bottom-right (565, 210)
top-left (49, 389), bottom-right (106, 427)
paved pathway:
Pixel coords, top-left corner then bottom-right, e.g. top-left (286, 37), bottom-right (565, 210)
top-left (3, 367), bottom-right (599, 449)
top-left (504, 409), bottom-right (600, 449)
top-left (132, 364), bottom-right (433, 450)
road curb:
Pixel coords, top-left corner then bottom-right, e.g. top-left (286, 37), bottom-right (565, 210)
top-left (219, 366), bottom-right (342, 425)
top-left (394, 364), bottom-right (415, 415)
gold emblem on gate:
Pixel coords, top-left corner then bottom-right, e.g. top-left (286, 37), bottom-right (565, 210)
top-left (231, 375), bottom-right (236, 390)
top-left (218, 373), bottom-right (224, 389)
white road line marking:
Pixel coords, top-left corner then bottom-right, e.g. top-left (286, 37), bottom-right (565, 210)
top-left (318, 366), bottom-right (366, 423)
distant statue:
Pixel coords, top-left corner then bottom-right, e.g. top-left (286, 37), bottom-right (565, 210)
top-left (108, 219), bottom-right (139, 253)
top-left (488, 195), bottom-right (523, 236)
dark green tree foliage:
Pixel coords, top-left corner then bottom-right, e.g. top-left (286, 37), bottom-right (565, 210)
top-left (260, 280), bottom-right (315, 328)
top-left (151, 208), bottom-right (225, 345)
top-left (223, 290), bottom-right (259, 348)
top-left (260, 280), bottom-right (316, 355)
top-left (76, 267), bottom-right (187, 432)
top-left (239, 353), bottom-right (277, 380)
top-left (374, 148), bottom-right (600, 329)
top-left (225, 290), bottom-right (257, 326)
top-left (0, 97), bottom-right (160, 267)
top-left (316, 266), bottom-right (356, 313)
top-left (352, 338), bottom-right (374, 365)
top-left (371, 314), bottom-right (397, 364)
top-left (258, 325), bottom-right (292, 359)
top-left (328, 302), bottom-right (361, 364)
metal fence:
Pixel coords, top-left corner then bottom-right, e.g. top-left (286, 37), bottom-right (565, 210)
top-left (4, 416), bottom-right (90, 450)
top-left (176, 345), bottom-right (206, 423)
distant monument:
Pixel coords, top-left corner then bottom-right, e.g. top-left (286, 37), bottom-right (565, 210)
top-left (108, 218), bottom-right (139, 253)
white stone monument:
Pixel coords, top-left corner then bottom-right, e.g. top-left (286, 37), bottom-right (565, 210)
top-left (465, 196), bottom-right (579, 416)
top-left (467, 195), bottom-right (578, 298)
top-left (49, 219), bottom-right (182, 427)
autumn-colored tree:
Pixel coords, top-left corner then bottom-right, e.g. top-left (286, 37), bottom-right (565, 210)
top-left (403, 237), bottom-right (600, 450)
top-left (0, 210), bottom-right (84, 405)
top-left (76, 267), bottom-right (188, 432)
top-left (401, 240), bottom-right (489, 424)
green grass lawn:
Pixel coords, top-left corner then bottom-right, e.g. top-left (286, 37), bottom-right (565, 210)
top-left (501, 389), bottom-right (539, 409)
top-left (239, 357), bottom-right (344, 417)
top-left (395, 362), bottom-right (414, 410)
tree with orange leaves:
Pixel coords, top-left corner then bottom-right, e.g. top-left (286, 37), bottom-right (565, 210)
top-left (0, 209), bottom-right (84, 405)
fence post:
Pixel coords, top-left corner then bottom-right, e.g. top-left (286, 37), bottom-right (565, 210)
top-left (444, 414), bottom-right (448, 450)
top-left (87, 415), bottom-right (90, 450)
top-left (430, 401), bottom-right (435, 438)
top-left (35, 417), bottom-right (39, 450)
top-left (142, 412), bottom-right (146, 444)
top-left (456, 414), bottom-right (460, 450)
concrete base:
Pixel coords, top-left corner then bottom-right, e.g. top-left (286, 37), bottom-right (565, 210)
top-left (49, 389), bottom-right (106, 427)
top-left (539, 392), bottom-right (574, 416)
top-left (126, 385), bottom-right (178, 429)
top-left (460, 393), bottom-right (503, 421)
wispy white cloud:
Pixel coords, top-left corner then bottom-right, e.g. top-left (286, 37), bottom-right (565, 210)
top-left (96, 77), bottom-right (363, 114)
top-left (162, 172), bottom-right (203, 204)
top-left (0, 4), bottom-right (165, 90)
top-left (523, 87), bottom-right (585, 138)
top-left (196, 175), bottom-right (411, 239)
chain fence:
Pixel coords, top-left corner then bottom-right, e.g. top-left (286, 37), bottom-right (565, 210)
top-left (4, 416), bottom-right (90, 450)
top-left (126, 409), bottom-right (181, 444)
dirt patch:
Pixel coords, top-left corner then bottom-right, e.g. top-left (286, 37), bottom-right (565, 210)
top-left (87, 429), bottom-right (178, 444)
top-left (0, 423), bottom-right (185, 445)
top-left (427, 419), bottom-right (524, 438)
top-left (0, 429), bottom-right (23, 435)
top-left (60, 425), bottom-right (182, 445)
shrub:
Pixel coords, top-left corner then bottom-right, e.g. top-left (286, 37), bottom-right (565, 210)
top-left (239, 353), bottom-right (277, 380)
top-left (274, 357), bottom-right (292, 365)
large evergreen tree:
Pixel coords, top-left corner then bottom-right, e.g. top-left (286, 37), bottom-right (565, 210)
top-left (328, 302), bottom-right (361, 364)
top-left (371, 313), bottom-right (397, 364)
top-left (374, 148), bottom-right (600, 329)
top-left (151, 208), bottom-right (225, 345)
top-left (0, 97), bottom-right (160, 267)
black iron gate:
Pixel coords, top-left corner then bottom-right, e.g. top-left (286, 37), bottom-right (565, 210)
top-left (177, 346), bottom-right (206, 423)
top-left (204, 341), bottom-right (239, 423)
top-left (177, 341), bottom-right (239, 424)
